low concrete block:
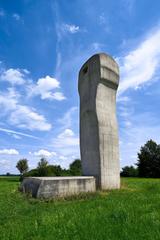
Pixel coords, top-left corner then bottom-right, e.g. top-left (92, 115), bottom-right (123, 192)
top-left (21, 176), bottom-right (96, 199)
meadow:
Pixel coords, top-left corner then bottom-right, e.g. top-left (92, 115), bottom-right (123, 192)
top-left (0, 177), bottom-right (160, 240)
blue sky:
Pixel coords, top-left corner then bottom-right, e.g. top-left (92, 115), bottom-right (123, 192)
top-left (0, 0), bottom-right (160, 174)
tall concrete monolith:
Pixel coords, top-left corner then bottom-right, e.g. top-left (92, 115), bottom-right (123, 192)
top-left (78, 53), bottom-right (120, 189)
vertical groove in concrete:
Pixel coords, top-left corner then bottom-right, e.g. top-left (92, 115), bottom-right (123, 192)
top-left (78, 53), bottom-right (120, 189)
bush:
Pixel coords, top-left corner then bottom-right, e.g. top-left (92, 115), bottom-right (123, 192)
top-left (69, 159), bottom-right (82, 176)
top-left (24, 165), bottom-right (65, 177)
top-left (121, 166), bottom-right (138, 177)
top-left (24, 168), bottom-right (39, 178)
top-left (22, 158), bottom-right (82, 178)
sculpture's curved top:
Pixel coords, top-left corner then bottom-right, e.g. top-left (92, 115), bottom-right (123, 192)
top-left (78, 53), bottom-right (119, 92)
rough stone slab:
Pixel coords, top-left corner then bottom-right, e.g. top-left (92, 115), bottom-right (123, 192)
top-left (21, 176), bottom-right (96, 199)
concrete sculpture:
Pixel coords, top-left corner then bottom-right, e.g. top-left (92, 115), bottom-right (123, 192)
top-left (21, 52), bottom-right (120, 199)
top-left (78, 53), bottom-right (120, 189)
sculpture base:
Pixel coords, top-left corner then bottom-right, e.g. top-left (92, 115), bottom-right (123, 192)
top-left (21, 176), bottom-right (96, 199)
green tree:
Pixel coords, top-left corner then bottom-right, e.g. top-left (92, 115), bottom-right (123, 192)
top-left (46, 165), bottom-right (62, 176)
top-left (137, 139), bottom-right (160, 178)
top-left (121, 165), bottom-right (138, 177)
top-left (16, 159), bottom-right (29, 181)
top-left (37, 158), bottom-right (49, 176)
top-left (38, 158), bottom-right (48, 168)
top-left (69, 159), bottom-right (82, 176)
top-left (6, 172), bottom-right (11, 176)
top-left (16, 159), bottom-right (28, 174)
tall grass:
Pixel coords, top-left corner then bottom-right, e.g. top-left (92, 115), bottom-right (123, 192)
top-left (0, 177), bottom-right (160, 240)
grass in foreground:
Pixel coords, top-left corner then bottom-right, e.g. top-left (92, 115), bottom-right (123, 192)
top-left (0, 177), bottom-right (160, 240)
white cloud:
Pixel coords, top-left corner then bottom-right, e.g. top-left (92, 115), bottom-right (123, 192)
top-left (92, 42), bottom-right (104, 51)
top-left (99, 14), bottom-right (106, 25)
top-left (51, 92), bottom-right (66, 101)
top-left (0, 88), bottom-right (18, 113)
top-left (63, 24), bottom-right (80, 34)
top-left (117, 96), bottom-right (130, 102)
top-left (53, 129), bottom-right (79, 148)
top-left (118, 27), bottom-right (160, 94)
top-left (58, 107), bottom-right (78, 129)
top-left (0, 149), bottom-right (19, 155)
top-left (36, 76), bottom-right (60, 90)
top-left (122, 0), bottom-right (135, 14)
top-left (51, 128), bottom-right (79, 168)
top-left (124, 120), bottom-right (132, 127)
top-left (58, 129), bottom-right (74, 138)
top-left (51, 134), bottom-right (79, 168)
top-left (29, 75), bottom-right (66, 101)
top-left (59, 155), bottom-right (67, 160)
top-left (33, 149), bottom-right (57, 157)
top-left (13, 13), bottom-right (20, 20)
top-left (0, 88), bottom-right (52, 131)
top-left (9, 105), bottom-right (51, 131)
top-left (50, 107), bottom-right (80, 167)
top-left (98, 13), bottom-right (110, 32)
top-left (120, 124), bottom-right (160, 167)
top-left (0, 160), bottom-right (10, 169)
top-left (0, 68), bottom-right (28, 85)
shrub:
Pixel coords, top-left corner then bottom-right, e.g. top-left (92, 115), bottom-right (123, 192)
top-left (121, 166), bottom-right (138, 177)
top-left (69, 159), bottom-right (82, 176)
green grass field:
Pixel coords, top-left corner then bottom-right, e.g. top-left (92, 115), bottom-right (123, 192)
top-left (1, 177), bottom-right (160, 240)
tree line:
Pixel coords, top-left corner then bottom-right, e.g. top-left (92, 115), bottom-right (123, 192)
top-left (15, 139), bottom-right (160, 180)
top-left (16, 158), bottom-right (82, 181)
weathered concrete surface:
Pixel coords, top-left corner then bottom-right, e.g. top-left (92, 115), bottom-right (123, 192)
top-left (78, 53), bottom-right (120, 189)
top-left (21, 176), bottom-right (96, 198)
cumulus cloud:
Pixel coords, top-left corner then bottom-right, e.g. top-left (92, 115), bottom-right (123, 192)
top-left (118, 27), bottom-right (160, 94)
top-left (29, 75), bottom-right (66, 101)
top-left (51, 128), bottom-right (79, 168)
top-left (0, 88), bottom-right (18, 113)
top-left (58, 129), bottom-right (74, 138)
top-left (33, 149), bottom-right (57, 157)
top-left (0, 88), bottom-right (52, 131)
top-left (51, 92), bottom-right (66, 101)
top-left (9, 105), bottom-right (51, 131)
top-left (50, 107), bottom-right (80, 167)
top-left (0, 68), bottom-right (29, 85)
top-left (53, 129), bottom-right (79, 148)
top-left (0, 149), bottom-right (19, 155)
top-left (63, 24), bottom-right (80, 34)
